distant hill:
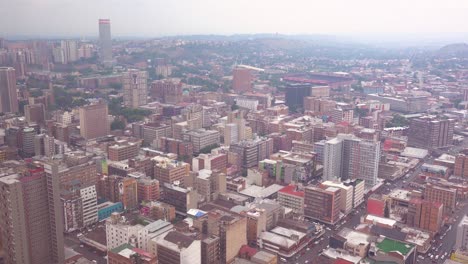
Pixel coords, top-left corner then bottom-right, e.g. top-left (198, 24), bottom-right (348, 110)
top-left (436, 43), bottom-right (468, 58)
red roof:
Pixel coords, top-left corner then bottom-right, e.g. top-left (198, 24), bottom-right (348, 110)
top-left (334, 259), bottom-right (354, 264)
top-left (279, 185), bottom-right (305, 198)
top-left (239, 245), bottom-right (257, 258)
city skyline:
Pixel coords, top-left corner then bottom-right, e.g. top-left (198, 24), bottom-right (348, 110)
top-left (1, 0), bottom-right (468, 43)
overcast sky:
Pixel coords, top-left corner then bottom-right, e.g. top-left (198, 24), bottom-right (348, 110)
top-left (1, 0), bottom-right (468, 38)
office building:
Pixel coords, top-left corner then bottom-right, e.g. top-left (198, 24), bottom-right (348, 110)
top-left (456, 215), bottom-right (468, 250)
top-left (424, 183), bottom-right (457, 215)
top-left (141, 201), bottom-right (176, 222)
top-left (193, 208), bottom-right (247, 264)
top-left (303, 97), bottom-right (336, 115)
top-left (0, 67), bottom-right (18, 113)
top-left (323, 134), bottom-right (380, 187)
top-left (162, 183), bottom-right (198, 214)
top-left (98, 19), bottom-right (112, 62)
top-left (304, 185), bottom-right (341, 224)
top-left (277, 185), bottom-right (305, 214)
top-left (232, 67), bottom-right (253, 93)
top-left (195, 170), bottom-right (227, 203)
top-left (408, 116), bottom-right (454, 149)
top-left (201, 235), bottom-right (221, 264)
top-left (0, 165), bottom-right (65, 264)
top-left (137, 178), bottom-right (160, 203)
top-left (154, 157), bottom-right (190, 186)
top-left (108, 140), bottom-right (140, 161)
top-left (156, 231), bottom-right (201, 264)
top-left (285, 83), bottom-right (310, 110)
top-left (192, 153), bottom-right (228, 173)
top-left (25, 103), bottom-right (46, 125)
top-left (150, 79), bottom-right (182, 103)
top-left (323, 138), bottom-right (343, 182)
top-left (123, 69), bottom-right (148, 108)
top-left (182, 129), bottom-right (220, 153)
top-left (454, 154), bottom-right (468, 178)
top-left (321, 181), bottom-right (354, 214)
top-left (79, 102), bottom-right (110, 140)
top-left (62, 184), bottom-right (98, 233)
top-left (21, 127), bottom-right (36, 158)
top-left (407, 198), bottom-right (443, 233)
top-left (60, 40), bottom-right (78, 63)
top-left (229, 137), bottom-right (274, 169)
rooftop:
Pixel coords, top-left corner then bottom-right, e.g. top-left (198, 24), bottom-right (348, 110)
top-left (278, 185), bottom-right (305, 198)
top-left (376, 238), bottom-right (414, 256)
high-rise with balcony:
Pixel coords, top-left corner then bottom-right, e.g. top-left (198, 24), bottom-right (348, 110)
top-left (408, 116), bottom-right (454, 149)
top-left (123, 69), bottom-right (148, 108)
top-left (0, 67), bottom-right (18, 113)
top-left (98, 19), bottom-right (112, 63)
top-left (0, 165), bottom-right (64, 264)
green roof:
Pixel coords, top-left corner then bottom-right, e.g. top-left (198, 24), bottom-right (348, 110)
top-left (110, 243), bottom-right (133, 253)
top-left (376, 238), bottom-right (414, 256)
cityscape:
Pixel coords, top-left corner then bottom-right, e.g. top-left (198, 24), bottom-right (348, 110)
top-left (1, 2), bottom-right (468, 264)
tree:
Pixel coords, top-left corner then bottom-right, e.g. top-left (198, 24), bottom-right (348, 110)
top-left (111, 120), bottom-right (126, 130)
top-left (231, 102), bottom-right (239, 111)
top-left (199, 144), bottom-right (219, 154)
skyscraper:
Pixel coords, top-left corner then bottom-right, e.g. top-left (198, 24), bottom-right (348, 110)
top-left (79, 102), bottom-right (110, 140)
top-left (60, 40), bottom-right (78, 63)
top-left (123, 69), bottom-right (148, 108)
top-left (0, 67), bottom-right (19, 113)
top-left (98, 19), bottom-right (112, 63)
top-left (0, 165), bottom-right (65, 264)
top-left (408, 116), bottom-right (454, 149)
top-left (323, 134), bottom-right (380, 187)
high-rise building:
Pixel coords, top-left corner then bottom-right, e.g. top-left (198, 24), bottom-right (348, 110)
top-left (304, 185), bottom-right (341, 224)
top-left (407, 198), bottom-right (443, 233)
top-left (424, 184), bottom-right (457, 215)
top-left (21, 127), bottom-right (36, 156)
top-left (182, 129), bottom-right (220, 153)
top-left (408, 116), bottom-right (454, 149)
top-left (25, 103), bottom-right (46, 125)
top-left (137, 178), bottom-right (160, 203)
top-left (0, 165), bottom-right (65, 264)
top-left (0, 67), bottom-right (18, 113)
top-left (229, 137), bottom-right (274, 169)
top-left (79, 102), bottom-right (110, 140)
top-left (456, 215), bottom-right (468, 250)
top-left (123, 69), bottom-right (148, 108)
top-left (454, 154), bottom-right (468, 178)
top-left (60, 40), bottom-right (78, 63)
top-left (285, 83), bottom-right (311, 110)
top-left (156, 231), bottom-right (201, 264)
top-left (323, 134), bottom-right (380, 187)
top-left (154, 157), bottom-right (190, 186)
top-left (150, 79), bottom-right (182, 103)
top-left (108, 140), bottom-right (140, 161)
top-left (232, 67), bottom-right (253, 93)
top-left (323, 138), bottom-right (343, 181)
top-left (98, 19), bottom-right (112, 62)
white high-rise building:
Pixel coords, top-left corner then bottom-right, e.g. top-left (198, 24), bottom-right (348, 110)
top-left (80, 185), bottom-right (98, 227)
top-left (60, 40), bottom-right (78, 63)
top-left (323, 134), bottom-right (380, 188)
top-left (456, 215), bottom-right (468, 250)
top-left (224, 123), bottom-right (239, 146)
top-left (323, 137), bottom-right (343, 181)
top-left (123, 70), bottom-right (148, 108)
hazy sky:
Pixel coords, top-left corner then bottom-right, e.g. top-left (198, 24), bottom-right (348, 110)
top-left (1, 0), bottom-right (468, 38)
